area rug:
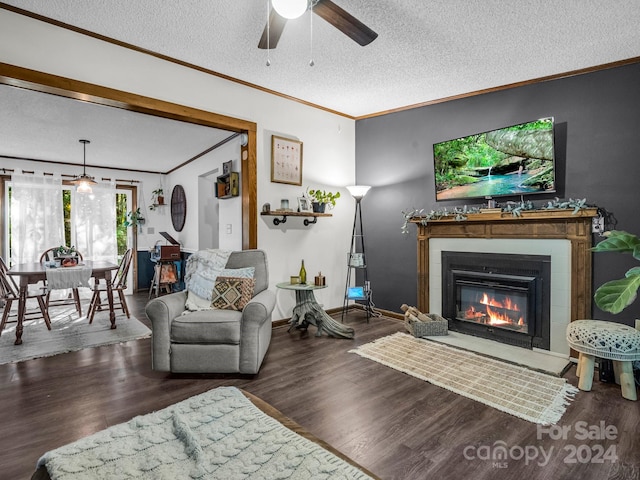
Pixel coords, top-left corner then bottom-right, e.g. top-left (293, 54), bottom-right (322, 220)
top-left (36, 386), bottom-right (374, 480)
top-left (349, 332), bottom-right (579, 425)
top-left (0, 304), bottom-right (151, 365)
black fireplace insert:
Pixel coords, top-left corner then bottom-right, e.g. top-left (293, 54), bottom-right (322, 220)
top-left (442, 251), bottom-right (551, 349)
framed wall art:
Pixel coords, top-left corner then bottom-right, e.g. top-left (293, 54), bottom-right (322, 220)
top-left (271, 135), bottom-right (303, 186)
top-left (297, 197), bottom-right (311, 212)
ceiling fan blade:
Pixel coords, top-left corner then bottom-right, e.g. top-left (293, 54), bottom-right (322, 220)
top-left (258, 9), bottom-right (287, 49)
top-left (313, 0), bottom-right (378, 46)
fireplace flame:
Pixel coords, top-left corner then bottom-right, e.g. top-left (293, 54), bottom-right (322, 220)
top-left (485, 305), bottom-right (524, 326)
top-left (480, 293), bottom-right (520, 311)
top-left (463, 292), bottom-right (525, 327)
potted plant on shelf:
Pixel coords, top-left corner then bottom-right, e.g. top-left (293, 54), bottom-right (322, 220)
top-left (124, 207), bottom-right (145, 227)
top-left (307, 188), bottom-right (341, 213)
top-left (150, 188), bottom-right (164, 210)
top-left (592, 230), bottom-right (640, 314)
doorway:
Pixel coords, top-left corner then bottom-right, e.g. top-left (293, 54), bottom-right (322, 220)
top-left (0, 63), bottom-right (258, 250)
top-left (198, 170), bottom-right (220, 250)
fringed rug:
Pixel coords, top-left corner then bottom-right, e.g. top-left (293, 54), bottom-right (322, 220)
top-left (349, 332), bottom-right (578, 425)
top-left (0, 303), bottom-right (151, 365)
top-left (37, 386), bottom-right (374, 480)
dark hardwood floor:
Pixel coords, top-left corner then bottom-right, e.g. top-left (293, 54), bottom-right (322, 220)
top-left (1, 292), bottom-right (639, 479)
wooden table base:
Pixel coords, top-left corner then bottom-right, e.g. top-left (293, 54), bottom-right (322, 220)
top-left (287, 289), bottom-right (354, 339)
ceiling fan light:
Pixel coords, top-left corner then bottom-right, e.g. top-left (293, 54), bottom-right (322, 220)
top-left (272, 0), bottom-right (307, 19)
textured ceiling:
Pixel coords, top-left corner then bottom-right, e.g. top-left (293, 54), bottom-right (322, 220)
top-left (2, 1), bottom-right (640, 173)
top-left (0, 84), bottom-right (235, 174)
top-left (4, 0), bottom-right (640, 117)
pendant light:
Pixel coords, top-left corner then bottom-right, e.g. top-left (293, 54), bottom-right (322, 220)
top-left (272, 0), bottom-right (307, 19)
top-left (71, 139), bottom-right (97, 194)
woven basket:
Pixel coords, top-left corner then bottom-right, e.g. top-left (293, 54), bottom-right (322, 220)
top-left (405, 313), bottom-right (448, 337)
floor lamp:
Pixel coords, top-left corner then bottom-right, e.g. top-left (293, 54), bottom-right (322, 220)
top-left (342, 185), bottom-right (374, 321)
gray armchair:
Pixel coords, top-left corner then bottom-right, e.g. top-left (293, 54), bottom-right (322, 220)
top-left (145, 249), bottom-right (275, 374)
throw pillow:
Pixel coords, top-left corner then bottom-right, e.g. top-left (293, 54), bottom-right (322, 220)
top-left (184, 265), bottom-right (255, 311)
top-left (211, 276), bottom-right (256, 311)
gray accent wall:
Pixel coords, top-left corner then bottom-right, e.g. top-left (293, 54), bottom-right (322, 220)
top-left (355, 62), bottom-right (640, 325)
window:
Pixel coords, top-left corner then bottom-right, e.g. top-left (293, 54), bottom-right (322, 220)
top-left (2, 177), bottom-right (137, 269)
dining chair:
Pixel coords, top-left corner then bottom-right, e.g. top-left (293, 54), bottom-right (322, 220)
top-left (39, 248), bottom-right (84, 316)
top-left (0, 257), bottom-right (52, 336)
top-left (87, 248), bottom-right (133, 323)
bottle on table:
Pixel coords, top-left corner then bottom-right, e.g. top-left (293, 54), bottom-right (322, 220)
top-left (299, 260), bottom-right (307, 284)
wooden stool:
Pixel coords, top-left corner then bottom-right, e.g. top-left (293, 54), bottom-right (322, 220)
top-left (567, 319), bottom-right (640, 401)
top-left (148, 261), bottom-right (177, 299)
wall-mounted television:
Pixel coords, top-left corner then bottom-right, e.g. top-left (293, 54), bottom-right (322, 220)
top-left (433, 117), bottom-right (556, 202)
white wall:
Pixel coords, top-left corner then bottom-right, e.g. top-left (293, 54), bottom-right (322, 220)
top-left (0, 10), bottom-right (356, 317)
top-left (168, 137), bottom-right (242, 252)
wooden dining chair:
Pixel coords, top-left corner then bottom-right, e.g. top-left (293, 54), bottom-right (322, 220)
top-left (39, 248), bottom-right (84, 316)
top-left (87, 248), bottom-right (133, 323)
top-left (0, 257), bottom-right (51, 336)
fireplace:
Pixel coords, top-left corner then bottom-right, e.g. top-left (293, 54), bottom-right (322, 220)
top-left (442, 252), bottom-right (551, 350)
top-left (413, 208), bottom-right (597, 358)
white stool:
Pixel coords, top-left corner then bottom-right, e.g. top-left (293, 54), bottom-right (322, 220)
top-left (566, 319), bottom-right (640, 401)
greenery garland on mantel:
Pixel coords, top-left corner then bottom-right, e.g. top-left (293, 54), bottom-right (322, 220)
top-left (401, 197), bottom-right (591, 234)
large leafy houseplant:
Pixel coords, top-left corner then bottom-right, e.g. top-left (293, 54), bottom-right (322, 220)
top-left (592, 230), bottom-right (640, 314)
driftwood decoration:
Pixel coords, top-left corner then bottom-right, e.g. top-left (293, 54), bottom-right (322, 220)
top-left (288, 290), bottom-right (355, 339)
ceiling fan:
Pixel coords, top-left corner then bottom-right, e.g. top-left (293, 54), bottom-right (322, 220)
top-left (258, 0), bottom-right (378, 49)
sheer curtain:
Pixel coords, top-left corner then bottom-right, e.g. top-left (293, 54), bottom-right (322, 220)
top-left (10, 172), bottom-right (64, 264)
top-left (73, 181), bottom-right (117, 263)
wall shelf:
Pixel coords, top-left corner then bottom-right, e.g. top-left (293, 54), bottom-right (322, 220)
top-left (215, 171), bottom-right (239, 199)
top-left (261, 211), bottom-right (331, 226)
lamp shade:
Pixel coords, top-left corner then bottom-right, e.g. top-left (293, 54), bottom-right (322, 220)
top-left (346, 185), bottom-right (371, 199)
top-left (272, 0), bottom-right (307, 19)
top-left (70, 139), bottom-right (97, 194)
top-left (75, 178), bottom-right (95, 193)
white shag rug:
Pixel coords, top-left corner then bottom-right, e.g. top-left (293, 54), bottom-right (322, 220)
top-left (0, 301), bottom-right (151, 364)
top-left (350, 332), bottom-right (579, 425)
top-left (37, 386), bottom-right (374, 480)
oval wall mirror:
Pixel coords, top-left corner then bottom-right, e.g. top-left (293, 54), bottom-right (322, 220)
top-left (171, 184), bottom-right (187, 232)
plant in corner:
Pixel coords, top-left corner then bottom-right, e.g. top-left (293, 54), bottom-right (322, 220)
top-left (592, 230), bottom-right (640, 314)
top-left (307, 188), bottom-right (341, 213)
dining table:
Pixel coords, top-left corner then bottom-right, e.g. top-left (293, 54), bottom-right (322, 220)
top-left (7, 260), bottom-right (120, 345)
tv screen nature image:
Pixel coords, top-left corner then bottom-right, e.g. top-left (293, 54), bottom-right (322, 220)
top-left (433, 117), bottom-right (556, 201)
